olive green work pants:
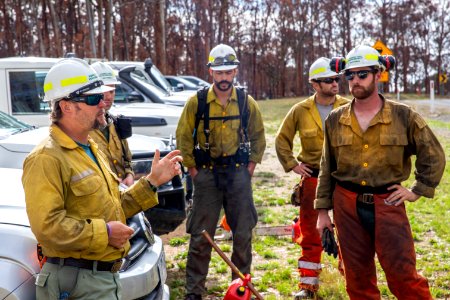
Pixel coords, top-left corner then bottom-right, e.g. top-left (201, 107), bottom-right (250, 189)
top-left (185, 166), bottom-right (258, 295)
top-left (35, 261), bottom-right (121, 300)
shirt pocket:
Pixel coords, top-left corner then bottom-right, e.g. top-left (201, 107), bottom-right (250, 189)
top-left (331, 134), bottom-right (354, 166)
top-left (71, 174), bottom-right (106, 217)
top-left (379, 134), bottom-right (408, 166)
top-left (300, 128), bottom-right (319, 152)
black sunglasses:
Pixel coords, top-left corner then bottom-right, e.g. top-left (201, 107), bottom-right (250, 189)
top-left (345, 70), bottom-right (378, 81)
top-left (71, 93), bottom-right (104, 106)
top-left (209, 54), bottom-right (239, 67)
top-left (314, 77), bottom-right (340, 84)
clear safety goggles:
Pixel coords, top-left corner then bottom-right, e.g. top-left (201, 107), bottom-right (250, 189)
top-left (209, 54), bottom-right (239, 67)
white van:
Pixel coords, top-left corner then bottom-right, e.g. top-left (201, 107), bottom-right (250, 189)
top-left (0, 57), bottom-right (182, 137)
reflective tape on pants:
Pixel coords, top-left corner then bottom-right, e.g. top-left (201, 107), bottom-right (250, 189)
top-left (298, 260), bottom-right (322, 270)
top-left (300, 276), bottom-right (319, 285)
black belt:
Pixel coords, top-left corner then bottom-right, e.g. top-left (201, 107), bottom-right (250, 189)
top-left (46, 257), bottom-right (123, 273)
top-left (309, 168), bottom-right (320, 178)
top-left (337, 181), bottom-right (395, 205)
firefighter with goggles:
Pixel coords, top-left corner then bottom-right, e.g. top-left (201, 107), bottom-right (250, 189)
top-left (176, 44), bottom-right (266, 300)
top-left (315, 45), bottom-right (445, 299)
top-left (22, 58), bottom-right (182, 299)
top-left (275, 57), bottom-right (349, 299)
top-left (90, 61), bottom-right (135, 187)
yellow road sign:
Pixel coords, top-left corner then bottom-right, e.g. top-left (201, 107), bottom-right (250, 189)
top-left (373, 40), bottom-right (393, 56)
top-left (439, 73), bottom-right (448, 83)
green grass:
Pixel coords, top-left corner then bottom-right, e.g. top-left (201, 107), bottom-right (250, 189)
top-left (165, 97), bottom-right (450, 299)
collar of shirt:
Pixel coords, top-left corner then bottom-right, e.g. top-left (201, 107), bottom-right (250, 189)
top-left (50, 124), bottom-right (99, 153)
top-left (339, 93), bottom-right (392, 127)
top-left (207, 85), bottom-right (238, 105)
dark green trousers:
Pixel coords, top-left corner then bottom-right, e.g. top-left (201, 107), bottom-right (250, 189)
top-left (185, 166), bottom-right (258, 295)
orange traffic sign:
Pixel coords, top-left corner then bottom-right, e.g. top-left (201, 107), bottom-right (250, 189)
top-left (439, 73), bottom-right (448, 84)
top-left (373, 39), bottom-right (393, 56)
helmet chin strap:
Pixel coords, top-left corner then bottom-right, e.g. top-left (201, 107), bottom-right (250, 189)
top-left (214, 80), bottom-right (233, 92)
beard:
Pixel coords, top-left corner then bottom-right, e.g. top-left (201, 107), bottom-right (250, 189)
top-left (93, 112), bottom-right (107, 130)
top-left (214, 79), bottom-right (233, 92)
top-left (350, 79), bottom-right (375, 100)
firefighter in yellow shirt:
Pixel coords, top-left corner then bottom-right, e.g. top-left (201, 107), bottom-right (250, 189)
top-left (22, 58), bottom-right (182, 299)
top-left (316, 45), bottom-right (445, 299)
top-left (176, 44), bottom-right (266, 300)
top-left (275, 57), bottom-right (349, 299)
top-left (90, 61), bottom-right (134, 186)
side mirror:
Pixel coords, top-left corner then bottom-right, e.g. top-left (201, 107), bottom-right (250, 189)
top-left (126, 91), bottom-right (145, 103)
top-left (176, 83), bottom-right (185, 91)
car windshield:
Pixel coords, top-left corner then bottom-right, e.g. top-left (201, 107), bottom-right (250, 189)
top-left (150, 65), bottom-right (173, 93)
top-left (132, 76), bottom-right (168, 98)
top-left (0, 111), bottom-right (34, 139)
top-left (172, 76), bottom-right (198, 89)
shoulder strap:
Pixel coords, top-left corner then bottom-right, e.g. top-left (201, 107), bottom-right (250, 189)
top-left (236, 87), bottom-right (249, 142)
top-left (193, 86), bottom-right (210, 147)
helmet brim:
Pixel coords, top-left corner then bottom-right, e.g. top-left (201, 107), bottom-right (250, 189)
top-left (210, 65), bottom-right (238, 71)
top-left (83, 85), bottom-right (115, 95)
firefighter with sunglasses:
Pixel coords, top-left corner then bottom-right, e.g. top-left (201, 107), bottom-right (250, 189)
top-left (315, 45), bottom-right (445, 299)
top-left (275, 57), bottom-right (349, 299)
top-left (176, 44), bottom-right (266, 300)
top-left (22, 58), bottom-right (182, 299)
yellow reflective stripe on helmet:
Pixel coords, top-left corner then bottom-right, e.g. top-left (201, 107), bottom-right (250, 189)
top-left (43, 82), bottom-right (53, 93)
top-left (365, 54), bottom-right (379, 61)
top-left (208, 55), bottom-right (215, 63)
top-left (310, 67), bottom-right (327, 76)
top-left (61, 75), bottom-right (88, 87)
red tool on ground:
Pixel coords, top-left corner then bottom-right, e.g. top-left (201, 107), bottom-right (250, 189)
top-left (201, 230), bottom-right (264, 300)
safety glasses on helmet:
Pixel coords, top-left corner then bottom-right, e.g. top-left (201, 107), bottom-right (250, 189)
top-left (209, 54), bottom-right (239, 67)
top-left (314, 77), bottom-right (340, 84)
top-left (70, 93), bottom-right (104, 106)
top-left (345, 69), bottom-right (378, 81)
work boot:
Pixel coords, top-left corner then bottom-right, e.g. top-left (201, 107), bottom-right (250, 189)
top-left (294, 289), bottom-right (315, 299)
top-left (184, 293), bottom-right (202, 300)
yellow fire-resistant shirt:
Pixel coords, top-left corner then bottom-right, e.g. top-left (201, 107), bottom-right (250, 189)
top-left (315, 95), bottom-right (446, 209)
top-left (176, 86), bottom-right (266, 168)
top-left (90, 119), bottom-right (134, 180)
top-left (275, 94), bottom-right (349, 172)
top-left (22, 124), bottom-right (158, 261)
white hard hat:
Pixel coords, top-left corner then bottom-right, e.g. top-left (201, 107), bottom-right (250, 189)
top-left (309, 57), bottom-right (339, 81)
top-left (43, 58), bottom-right (114, 103)
top-left (91, 61), bottom-right (121, 85)
top-left (207, 44), bottom-right (240, 71)
top-left (344, 45), bottom-right (384, 70)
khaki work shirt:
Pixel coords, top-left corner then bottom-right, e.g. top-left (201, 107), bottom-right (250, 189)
top-left (22, 124), bottom-right (158, 261)
top-left (275, 94), bottom-right (349, 172)
top-left (315, 95), bottom-right (446, 209)
top-left (176, 86), bottom-right (266, 168)
top-left (90, 119), bottom-right (134, 180)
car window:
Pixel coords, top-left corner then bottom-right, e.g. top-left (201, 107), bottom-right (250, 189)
top-left (133, 77), bottom-right (167, 98)
top-left (150, 65), bottom-right (173, 92)
top-left (114, 81), bottom-right (144, 103)
top-left (9, 71), bottom-right (49, 114)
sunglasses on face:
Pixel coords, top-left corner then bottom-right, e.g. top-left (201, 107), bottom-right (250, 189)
top-left (314, 77), bottom-right (340, 84)
top-left (209, 54), bottom-right (239, 66)
top-left (71, 93), bottom-right (104, 106)
top-left (345, 69), bottom-right (377, 81)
